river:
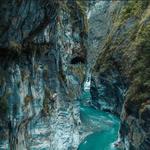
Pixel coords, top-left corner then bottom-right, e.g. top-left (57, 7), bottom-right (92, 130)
top-left (78, 91), bottom-right (120, 150)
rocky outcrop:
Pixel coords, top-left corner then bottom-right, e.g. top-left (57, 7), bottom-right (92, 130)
top-left (0, 0), bottom-right (88, 149)
top-left (0, 0), bottom-right (150, 149)
top-left (87, 0), bottom-right (123, 68)
top-left (91, 0), bottom-right (150, 149)
top-left (89, 0), bottom-right (126, 115)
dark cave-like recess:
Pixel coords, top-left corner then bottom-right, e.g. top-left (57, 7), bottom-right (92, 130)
top-left (70, 56), bottom-right (85, 64)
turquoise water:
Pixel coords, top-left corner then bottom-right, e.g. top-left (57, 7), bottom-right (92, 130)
top-left (78, 92), bottom-right (120, 150)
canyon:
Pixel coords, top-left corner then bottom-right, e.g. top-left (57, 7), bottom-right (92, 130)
top-left (0, 0), bottom-right (150, 150)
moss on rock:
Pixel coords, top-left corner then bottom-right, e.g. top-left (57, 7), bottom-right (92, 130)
top-left (93, 0), bottom-right (150, 117)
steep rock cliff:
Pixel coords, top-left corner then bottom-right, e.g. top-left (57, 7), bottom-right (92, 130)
top-left (92, 0), bottom-right (150, 149)
top-left (0, 0), bottom-right (88, 149)
top-left (0, 0), bottom-right (150, 150)
top-left (89, 0), bottom-right (125, 115)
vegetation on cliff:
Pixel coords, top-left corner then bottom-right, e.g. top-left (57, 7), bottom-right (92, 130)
top-left (94, 0), bottom-right (150, 117)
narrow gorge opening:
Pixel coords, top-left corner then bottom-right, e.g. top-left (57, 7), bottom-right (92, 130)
top-left (0, 0), bottom-right (150, 150)
top-left (78, 78), bottom-right (120, 150)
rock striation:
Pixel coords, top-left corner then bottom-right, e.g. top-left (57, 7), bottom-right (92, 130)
top-left (0, 0), bottom-right (150, 150)
top-left (0, 0), bottom-right (88, 149)
top-left (91, 0), bottom-right (150, 149)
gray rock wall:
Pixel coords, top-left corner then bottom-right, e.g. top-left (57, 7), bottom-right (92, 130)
top-left (91, 0), bottom-right (150, 149)
top-left (0, 0), bottom-right (87, 149)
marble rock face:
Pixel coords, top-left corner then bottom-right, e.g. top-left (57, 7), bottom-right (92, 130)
top-left (0, 0), bottom-right (87, 149)
top-left (0, 0), bottom-right (150, 150)
top-left (91, 0), bottom-right (150, 149)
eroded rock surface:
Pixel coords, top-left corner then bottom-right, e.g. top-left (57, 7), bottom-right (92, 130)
top-left (0, 0), bottom-right (150, 150)
top-left (0, 0), bottom-right (87, 149)
top-left (91, 0), bottom-right (150, 149)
